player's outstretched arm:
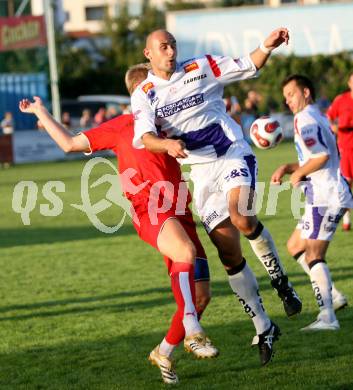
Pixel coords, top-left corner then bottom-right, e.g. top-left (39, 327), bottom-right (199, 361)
top-left (142, 132), bottom-right (188, 158)
top-left (250, 27), bottom-right (289, 70)
top-left (19, 96), bottom-right (89, 153)
top-left (271, 162), bottom-right (298, 185)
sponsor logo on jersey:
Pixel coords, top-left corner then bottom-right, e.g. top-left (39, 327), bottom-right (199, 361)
top-left (142, 82), bottom-right (154, 94)
top-left (156, 93), bottom-right (204, 118)
top-left (183, 61), bottom-right (199, 73)
top-left (184, 73), bottom-right (207, 85)
top-left (147, 89), bottom-right (158, 104)
top-left (304, 137), bottom-right (316, 147)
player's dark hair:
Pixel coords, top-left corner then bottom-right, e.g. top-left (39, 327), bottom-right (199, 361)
top-left (282, 74), bottom-right (316, 101)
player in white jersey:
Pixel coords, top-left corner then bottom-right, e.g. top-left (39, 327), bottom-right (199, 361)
top-left (272, 74), bottom-right (352, 331)
top-left (132, 28), bottom-right (302, 365)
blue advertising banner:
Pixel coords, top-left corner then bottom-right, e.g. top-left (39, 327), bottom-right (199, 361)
top-left (167, 3), bottom-right (353, 59)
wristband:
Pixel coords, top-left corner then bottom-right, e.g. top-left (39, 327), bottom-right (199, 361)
top-left (259, 42), bottom-right (271, 55)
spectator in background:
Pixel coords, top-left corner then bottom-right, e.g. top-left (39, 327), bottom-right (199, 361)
top-left (327, 72), bottom-right (353, 231)
top-left (94, 107), bottom-right (106, 126)
top-left (106, 105), bottom-right (119, 120)
top-left (119, 103), bottom-right (131, 115)
top-left (1, 112), bottom-right (14, 134)
top-left (61, 111), bottom-right (71, 129)
top-left (79, 109), bottom-right (93, 129)
top-left (241, 90), bottom-right (261, 135)
top-left (223, 95), bottom-right (241, 124)
top-left (316, 93), bottom-right (331, 114)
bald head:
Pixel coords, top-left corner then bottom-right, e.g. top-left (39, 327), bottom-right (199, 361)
top-left (144, 29), bottom-right (177, 80)
top-left (146, 29), bottom-right (175, 49)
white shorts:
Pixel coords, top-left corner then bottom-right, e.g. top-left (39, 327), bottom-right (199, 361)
top-left (190, 140), bottom-right (257, 233)
top-left (296, 205), bottom-right (345, 241)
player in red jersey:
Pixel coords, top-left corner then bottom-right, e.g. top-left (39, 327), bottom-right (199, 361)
top-left (327, 72), bottom-right (353, 231)
top-left (19, 64), bottom-right (218, 385)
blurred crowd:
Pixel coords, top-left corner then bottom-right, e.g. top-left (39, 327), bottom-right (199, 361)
top-left (224, 89), bottom-right (333, 136)
top-left (0, 92), bottom-right (340, 135)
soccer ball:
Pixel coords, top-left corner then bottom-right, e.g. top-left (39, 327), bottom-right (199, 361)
top-left (249, 116), bottom-right (283, 150)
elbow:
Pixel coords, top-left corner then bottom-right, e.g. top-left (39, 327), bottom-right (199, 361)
top-left (141, 134), bottom-right (152, 150)
top-left (321, 154), bottom-right (329, 164)
top-left (62, 141), bottom-right (74, 153)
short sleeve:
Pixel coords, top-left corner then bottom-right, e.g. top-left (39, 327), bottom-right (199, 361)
top-left (131, 89), bottom-right (157, 148)
top-left (299, 123), bottom-right (329, 158)
top-left (205, 54), bottom-right (257, 84)
top-left (83, 116), bottom-right (127, 153)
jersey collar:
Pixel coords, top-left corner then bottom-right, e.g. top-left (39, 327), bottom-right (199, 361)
top-left (147, 63), bottom-right (184, 84)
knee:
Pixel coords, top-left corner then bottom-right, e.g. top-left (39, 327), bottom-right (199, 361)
top-left (216, 243), bottom-right (243, 267)
top-left (180, 241), bottom-right (196, 264)
top-left (230, 214), bottom-right (256, 236)
top-left (286, 239), bottom-right (297, 257)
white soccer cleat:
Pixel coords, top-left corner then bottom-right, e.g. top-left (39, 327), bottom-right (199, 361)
top-left (148, 345), bottom-right (179, 385)
top-left (300, 315), bottom-right (340, 332)
top-left (333, 292), bottom-right (348, 312)
top-left (184, 332), bottom-right (219, 359)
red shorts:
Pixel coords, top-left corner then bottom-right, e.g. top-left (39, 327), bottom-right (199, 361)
top-left (339, 148), bottom-right (353, 181)
top-left (133, 207), bottom-right (207, 276)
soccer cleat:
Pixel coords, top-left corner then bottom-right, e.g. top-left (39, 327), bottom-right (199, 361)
top-left (271, 275), bottom-right (302, 317)
top-left (252, 322), bottom-right (281, 366)
top-left (300, 315), bottom-right (340, 331)
top-left (148, 345), bottom-right (179, 385)
top-left (205, 336), bottom-right (219, 356)
top-left (184, 332), bottom-right (219, 359)
top-left (342, 223), bottom-right (351, 231)
top-left (333, 292), bottom-right (348, 312)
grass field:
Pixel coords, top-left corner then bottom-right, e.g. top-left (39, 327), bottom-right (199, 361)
top-left (0, 142), bottom-right (352, 389)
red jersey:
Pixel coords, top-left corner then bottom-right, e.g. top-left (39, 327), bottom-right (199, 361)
top-left (327, 91), bottom-right (353, 149)
top-left (83, 114), bottom-right (191, 212)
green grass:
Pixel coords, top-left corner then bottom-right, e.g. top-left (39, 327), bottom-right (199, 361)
top-left (0, 142), bottom-right (352, 389)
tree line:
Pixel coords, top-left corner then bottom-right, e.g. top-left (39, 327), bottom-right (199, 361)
top-left (0, 3), bottom-right (352, 111)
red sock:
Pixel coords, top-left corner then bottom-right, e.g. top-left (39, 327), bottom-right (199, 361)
top-left (165, 306), bottom-right (205, 345)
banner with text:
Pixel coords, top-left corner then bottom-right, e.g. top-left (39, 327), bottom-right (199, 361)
top-left (0, 15), bottom-right (46, 52)
top-left (167, 3), bottom-right (353, 59)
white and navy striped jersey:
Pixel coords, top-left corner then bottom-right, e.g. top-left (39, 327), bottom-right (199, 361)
top-left (132, 54), bottom-right (257, 164)
top-left (294, 104), bottom-right (353, 207)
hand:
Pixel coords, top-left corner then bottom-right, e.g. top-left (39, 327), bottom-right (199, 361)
top-left (271, 166), bottom-right (286, 185)
top-left (165, 139), bottom-right (188, 158)
top-left (19, 96), bottom-right (45, 115)
top-left (290, 171), bottom-right (305, 188)
top-left (263, 27), bottom-right (289, 51)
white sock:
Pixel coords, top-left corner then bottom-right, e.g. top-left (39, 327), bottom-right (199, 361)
top-left (296, 252), bottom-right (310, 275)
top-left (309, 261), bottom-right (336, 323)
top-left (228, 262), bottom-right (271, 334)
top-left (297, 252), bottom-right (340, 300)
top-left (178, 272), bottom-right (203, 336)
top-left (247, 224), bottom-right (286, 280)
top-left (159, 338), bottom-right (176, 358)
top-left (343, 209), bottom-right (351, 225)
